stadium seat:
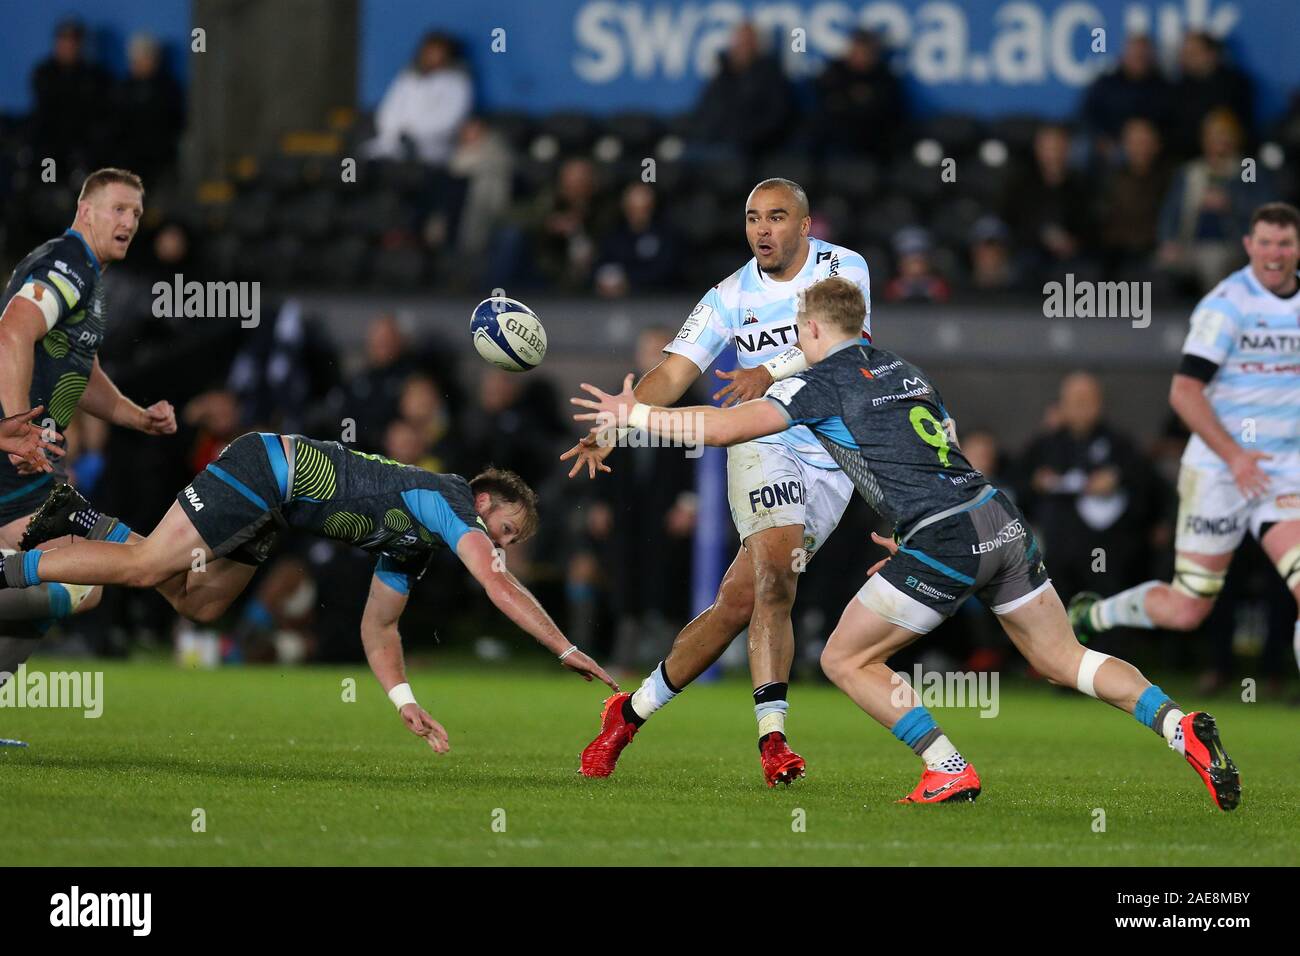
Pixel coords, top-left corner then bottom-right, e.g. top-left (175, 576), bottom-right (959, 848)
top-left (822, 158), bottom-right (880, 201)
top-left (859, 195), bottom-right (919, 246)
top-left (230, 190), bottom-right (276, 238)
top-left (928, 196), bottom-right (988, 250)
top-left (370, 245), bottom-right (428, 289)
top-left (604, 112), bottom-right (663, 157)
top-left (488, 110), bottom-right (536, 152)
top-left (538, 111), bottom-right (597, 152)
top-left (756, 155), bottom-right (817, 195)
top-left (985, 114), bottom-right (1042, 155)
top-left (917, 114), bottom-right (983, 157)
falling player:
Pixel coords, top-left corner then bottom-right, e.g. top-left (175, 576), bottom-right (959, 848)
top-left (572, 277), bottom-right (1239, 810)
top-left (3, 434), bottom-right (617, 749)
top-left (1070, 203), bottom-right (1300, 678)
top-left (561, 178), bottom-right (872, 785)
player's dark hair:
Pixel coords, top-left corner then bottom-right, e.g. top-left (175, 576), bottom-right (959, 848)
top-left (749, 178), bottom-right (809, 219)
top-left (79, 168), bottom-right (145, 202)
top-left (470, 467), bottom-right (539, 541)
top-left (1249, 202), bottom-right (1300, 237)
top-left (799, 276), bottom-right (866, 333)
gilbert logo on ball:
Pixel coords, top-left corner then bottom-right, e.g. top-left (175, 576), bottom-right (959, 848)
top-left (470, 296), bottom-right (547, 372)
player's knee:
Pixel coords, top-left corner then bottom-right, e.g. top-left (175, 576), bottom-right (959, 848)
top-left (75, 586), bottom-right (103, 614)
top-left (124, 558), bottom-right (171, 590)
top-left (1164, 595), bottom-right (1213, 631)
top-left (752, 561), bottom-right (797, 611)
top-left (712, 575), bottom-right (755, 632)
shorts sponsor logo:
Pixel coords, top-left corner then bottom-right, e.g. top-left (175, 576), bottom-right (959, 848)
top-left (971, 519), bottom-right (1025, 554)
top-left (903, 574), bottom-right (956, 602)
top-left (1183, 514), bottom-right (1239, 535)
top-left (749, 480), bottom-right (804, 512)
top-left (183, 484), bottom-right (204, 511)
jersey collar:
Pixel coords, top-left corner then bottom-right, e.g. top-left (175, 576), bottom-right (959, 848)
top-left (824, 337), bottom-right (861, 359)
top-left (64, 228), bottom-right (101, 276)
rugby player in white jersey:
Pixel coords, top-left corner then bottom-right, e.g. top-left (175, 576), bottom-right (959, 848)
top-left (1071, 203), bottom-right (1300, 675)
top-left (561, 178), bottom-right (871, 785)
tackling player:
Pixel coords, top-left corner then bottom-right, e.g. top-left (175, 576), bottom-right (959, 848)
top-left (0, 169), bottom-right (176, 700)
top-left (573, 277), bottom-right (1239, 810)
top-left (1070, 203), bottom-right (1300, 676)
top-left (561, 178), bottom-right (871, 785)
top-left (0, 435), bottom-right (616, 749)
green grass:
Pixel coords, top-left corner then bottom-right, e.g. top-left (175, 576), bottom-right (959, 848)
top-left (3, 659), bottom-right (1297, 866)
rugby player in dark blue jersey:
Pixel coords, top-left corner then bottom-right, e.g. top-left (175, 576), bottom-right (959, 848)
top-left (1, 435), bottom-right (616, 751)
top-left (0, 169), bottom-right (176, 723)
top-left (573, 277), bottom-right (1239, 810)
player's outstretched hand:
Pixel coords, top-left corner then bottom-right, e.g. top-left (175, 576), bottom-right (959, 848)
top-left (0, 405), bottom-right (64, 474)
top-left (560, 648), bottom-right (620, 691)
top-left (400, 703), bottom-right (450, 754)
top-left (1229, 450), bottom-right (1271, 499)
top-left (140, 400), bottom-right (178, 435)
top-left (866, 531), bottom-right (898, 577)
top-left (559, 433), bottom-right (614, 479)
top-left (571, 374), bottom-right (636, 436)
top-left (712, 365), bottom-right (773, 407)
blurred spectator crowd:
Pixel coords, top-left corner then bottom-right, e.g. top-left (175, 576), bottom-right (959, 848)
top-left (4, 22), bottom-right (1300, 302)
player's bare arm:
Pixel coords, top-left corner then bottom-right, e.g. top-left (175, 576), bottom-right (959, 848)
top-left (560, 351), bottom-right (701, 478)
top-left (456, 529), bottom-right (618, 689)
top-left (80, 356), bottom-right (177, 434)
top-left (1170, 372), bottom-right (1270, 497)
top-left (361, 573), bottom-right (450, 753)
top-left (572, 372), bottom-right (789, 448)
top-left (0, 296), bottom-right (51, 472)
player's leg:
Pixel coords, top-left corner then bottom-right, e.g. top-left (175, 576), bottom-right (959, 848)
top-left (0, 501), bottom-right (214, 591)
top-left (1259, 518), bottom-right (1300, 676)
top-left (579, 545), bottom-right (755, 778)
top-left (820, 582), bottom-right (982, 803)
top-left (996, 586), bottom-right (1240, 810)
top-left (1071, 463), bottom-right (1240, 640)
top-left (152, 556), bottom-right (258, 624)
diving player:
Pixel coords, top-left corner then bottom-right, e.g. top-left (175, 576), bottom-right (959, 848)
top-left (562, 177), bottom-right (871, 786)
top-left (3, 435), bottom-right (617, 749)
top-left (0, 168), bottom-right (176, 696)
top-left (1070, 203), bottom-right (1300, 677)
top-left (572, 277), bottom-right (1239, 810)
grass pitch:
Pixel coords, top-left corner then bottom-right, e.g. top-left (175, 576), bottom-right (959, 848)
top-left (3, 658), bottom-right (1297, 866)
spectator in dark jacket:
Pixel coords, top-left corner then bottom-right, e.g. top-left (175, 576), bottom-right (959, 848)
top-left (1016, 373), bottom-right (1162, 608)
top-left (690, 22), bottom-right (796, 160)
top-left (1095, 117), bottom-right (1173, 273)
top-left (1003, 123), bottom-right (1096, 282)
top-left (1170, 31), bottom-right (1253, 160)
top-left (31, 19), bottom-right (111, 170)
top-left (815, 29), bottom-right (904, 160)
top-left (593, 182), bottom-right (682, 297)
top-left (1080, 34), bottom-right (1171, 159)
top-left (112, 34), bottom-right (185, 184)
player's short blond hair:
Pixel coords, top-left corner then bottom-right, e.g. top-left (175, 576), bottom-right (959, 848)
top-left (798, 276), bottom-right (865, 334)
top-left (78, 168), bottom-right (145, 203)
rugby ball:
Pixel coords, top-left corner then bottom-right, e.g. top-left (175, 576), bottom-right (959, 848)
top-left (470, 296), bottom-right (547, 372)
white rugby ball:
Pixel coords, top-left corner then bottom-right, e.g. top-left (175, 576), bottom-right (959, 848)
top-left (470, 296), bottom-right (547, 372)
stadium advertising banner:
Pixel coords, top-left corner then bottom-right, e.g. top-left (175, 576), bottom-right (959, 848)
top-left (360, 0), bottom-right (1300, 120)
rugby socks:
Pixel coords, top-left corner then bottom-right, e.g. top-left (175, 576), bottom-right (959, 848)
top-left (1089, 581), bottom-right (1158, 632)
top-left (0, 551), bottom-right (42, 589)
top-left (892, 706), bottom-right (968, 773)
top-left (754, 681), bottom-right (788, 739)
top-left (625, 660), bottom-right (680, 726)
top-left (0, 581), bottom-right (86, 624)
top-left (1135, 685), bottom-right (1186, 754)
top-left (70, 503), bottom-right (132, 542)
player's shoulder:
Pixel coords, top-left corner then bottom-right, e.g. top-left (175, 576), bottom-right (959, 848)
top-left (708, 261), bottom-right (750, 305)
top-left (809, 237), bottom-right (870, 279)
top-left (1195, 267), bottom-right (1257, 318)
